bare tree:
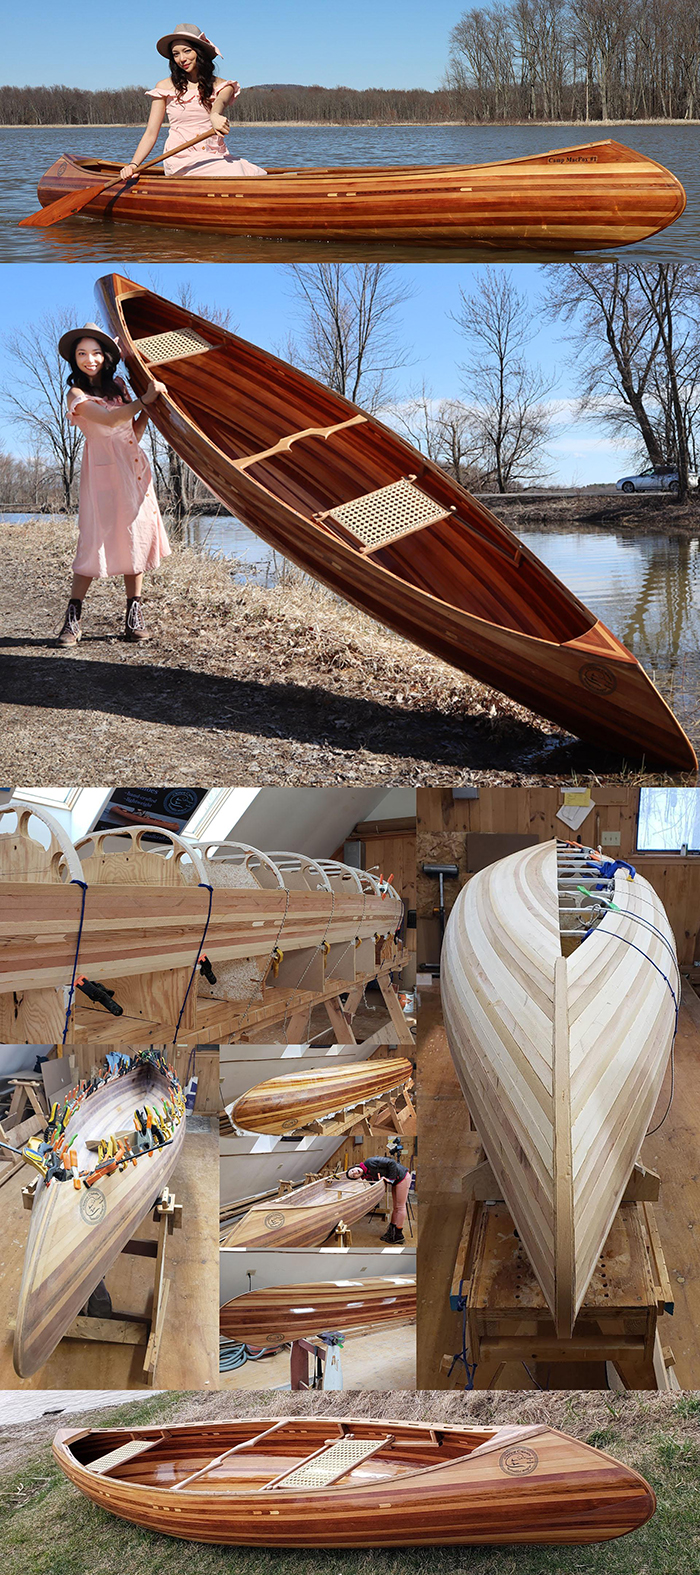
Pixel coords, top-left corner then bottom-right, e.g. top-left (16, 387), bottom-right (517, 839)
top-left (1, 310), bottom-right (84, 511)
top-left (284, 265), bottom-right (414, 412)
top-left (451, 269), bottom-right (555, 491)
top-left (391, 385), bottom-right (485, 488)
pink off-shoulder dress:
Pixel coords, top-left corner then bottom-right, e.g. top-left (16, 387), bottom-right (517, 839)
top-left (67, 387), bottom-right (171, 579)
top-left (147, 81), bottom-right (267, 177)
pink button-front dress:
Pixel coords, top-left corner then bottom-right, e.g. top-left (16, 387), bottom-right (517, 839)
top-left (147, 80), bottom-right (267, 177)
top-left (67, 389), bottom-right (171, 578)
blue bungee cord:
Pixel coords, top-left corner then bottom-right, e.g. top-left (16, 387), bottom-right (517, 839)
top-left (61, 878), bottom-right (89, 1045)
top-left (172, 882), bottom-right (214, 1046)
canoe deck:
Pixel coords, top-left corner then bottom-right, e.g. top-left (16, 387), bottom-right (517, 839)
top-left (53, 1416), bottom-right (656, 1544)
top-left (96, 274), bottom-right (696, 770)
top-left (37, 139), bottom-right (685, 249)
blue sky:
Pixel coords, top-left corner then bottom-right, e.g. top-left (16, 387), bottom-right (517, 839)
top-left (0, 262), bottom-right (633, 484)
top-left (4, 2), bottom-right (461, 93)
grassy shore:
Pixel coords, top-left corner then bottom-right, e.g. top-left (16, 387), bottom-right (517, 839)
top-left (1, 1389), bottom-right (700, 1575)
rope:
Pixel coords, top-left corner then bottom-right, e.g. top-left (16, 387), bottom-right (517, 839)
top-left (172, 883), bottom-right (214, 1046)
top-left (446, 1285), bottom-right (477, 1389)
top-left (235, 886), bottom-right (291, 1037)
top-left (61, 879), bottom-right (88, 1045)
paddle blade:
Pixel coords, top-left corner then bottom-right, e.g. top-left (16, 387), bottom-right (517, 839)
top-left (19, 179), bottom-right (115, 229)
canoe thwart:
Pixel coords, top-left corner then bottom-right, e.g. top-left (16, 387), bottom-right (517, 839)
top-left (263, 1434), bottom-right (394, 1490)
top-left (233, 414), bottom-right (368, 473)
top-left (320, 476), bottom-right (453, 554)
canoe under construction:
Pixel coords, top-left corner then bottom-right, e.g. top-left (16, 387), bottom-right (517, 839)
top-left (13, 1049), bottom-right (185, 1378)
top-left (229, 1059), bottom-right (413, 1135)
top-left (97, 274), bottom-right (696, 770)
top-left (53, 1416), bottom-right (656, 1545)
top-left (441, 840), bottom-right (678, 1337)
top-left (220, 1275), bottom-right (416, 1342)
top-left (36, 140), bottom-right (684, 250)
top-left (223, 1174), bottom-right (385, 1250)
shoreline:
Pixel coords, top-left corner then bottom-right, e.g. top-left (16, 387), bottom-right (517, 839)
top-left (2, 117), bottom-right (698, 129)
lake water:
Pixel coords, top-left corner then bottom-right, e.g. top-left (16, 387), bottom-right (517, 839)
top-left (1, 122), bottom-right (698, 263)
top-left (6, 510), bottom-right (699, 734)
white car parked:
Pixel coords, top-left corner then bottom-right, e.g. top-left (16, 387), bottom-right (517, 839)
top-left (616, 465), bottom-right (699, 493)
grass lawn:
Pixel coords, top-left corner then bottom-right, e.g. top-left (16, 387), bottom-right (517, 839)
top-left (1, 1389), bottom-right (700, 1575)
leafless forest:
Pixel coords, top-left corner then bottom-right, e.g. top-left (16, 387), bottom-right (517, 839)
top-left (2, 3), bottom-right (699, 125)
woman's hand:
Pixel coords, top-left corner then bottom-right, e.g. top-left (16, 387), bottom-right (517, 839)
top-left (119, 162), bottom-right (140, 180)
top-left (141, 379), bottom-right (167, 407)
top-left (210, 113), bottom-right (230, 134)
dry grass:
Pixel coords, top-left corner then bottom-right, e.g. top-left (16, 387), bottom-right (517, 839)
top-left (1, 1390), bottom-right (700, 1575)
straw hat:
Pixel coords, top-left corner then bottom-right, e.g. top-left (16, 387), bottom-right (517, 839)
top-left (156, 22), bottom-right (220, 58)
top-left (58, 323), bottom-right (121, 363)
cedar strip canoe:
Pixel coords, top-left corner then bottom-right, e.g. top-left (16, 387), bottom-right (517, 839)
top-left (220, 1274), bottom-right (416, 1341)
top-left (53, 1416), bottom-right (656, 1544)
top-left (229, 1058), bottom-right (414, 1134)
top-left (440, 840), bottom-right (678, 1337)
top-left (37, 140), bottom-right (685, 249)
top-left (97, 274), bottom-right (697, 770)
top-left (223, 1174), bottom-right (385, 1249)
top-left (14, 1050), bottom-right (185, 1378)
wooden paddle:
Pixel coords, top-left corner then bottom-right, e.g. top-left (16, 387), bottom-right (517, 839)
top-left (19, 127), bottom-right (229, 229)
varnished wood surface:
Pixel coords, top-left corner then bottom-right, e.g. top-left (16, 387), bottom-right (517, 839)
top-left (14, 1057), bottom-right (185, 1379)
top-left (223, 1175), bottom-right (386, 1249)
top-left (220, 1275), bottom-right (416, 1341)
top-left (53, 1416), bottom-right (656, 1544)
top-left (96, 274), bottom-right (696, 770)
top-left (229, 1059), bottom-right (413, 1134)
top-left (441, 840), bottom-right (678, 1337)
top-left (37, 139), bottom-right (685, 248)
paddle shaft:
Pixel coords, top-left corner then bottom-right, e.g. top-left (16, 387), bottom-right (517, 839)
top-left (20, 125), bottom-right (230, 229)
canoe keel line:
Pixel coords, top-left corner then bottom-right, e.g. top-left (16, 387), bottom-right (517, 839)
top-left (13, 1048), bottom-right (185, 1377)
top-left (53, 1417), bottom-right (656, 1544)
top-left (96, 274), bottom-right (696, 770)
top-left (441, 840), bottom-right (678, 1336)
top-left (36, 139), bottom-right (685, 250)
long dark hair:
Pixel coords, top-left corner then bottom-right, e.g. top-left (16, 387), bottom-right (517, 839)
top-left (66, 343), bottom-right (129, 403)
top-left (169, 40), bottom-right (216, 105)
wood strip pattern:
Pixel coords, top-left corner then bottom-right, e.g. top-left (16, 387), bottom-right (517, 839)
top-left (14, 1053), bottom-right (185, 1378)
top-left (94, 274), bottom-right (696, 769)
top-left (37, 139), bottom-right (685, 249)
top-left (53, 1416), bottom-right (656, 1544)
top-left (223, 1175), bottom-right (386, 1249)
top-left (220, 1275), bottom-right (416, 1342)
top-left (229, 1059), bottom-right (414, 1134)
top-left (441, 840), bottom-right (677, 1335)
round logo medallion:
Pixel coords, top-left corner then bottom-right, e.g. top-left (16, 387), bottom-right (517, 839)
top-left (263, 1211), bottom-right (286, 1230)
top-left (579, 663), bottom-right (617, 696)
top-left (499, 1446), bottom-right (539, 1477)
top-left (79, 1187), bottom-right (107, 1226)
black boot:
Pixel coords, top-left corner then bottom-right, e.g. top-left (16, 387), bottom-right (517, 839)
top-left (380, 1222), bottom-right (405, 1243)
top-left (57, 598), bottom-right (82, 647)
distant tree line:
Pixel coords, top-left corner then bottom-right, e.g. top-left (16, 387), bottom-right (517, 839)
top-left (447, 0), bottom-right (700, 121)
top-left (0, 83), bottom-right (455, 126)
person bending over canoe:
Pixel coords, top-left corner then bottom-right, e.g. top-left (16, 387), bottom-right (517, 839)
top-left (119, 22), bottom-right (267, 182)
top-left (56, 323), bottom-right (171, 647)
top-left (347, 1155), bottom-right (411, 1244)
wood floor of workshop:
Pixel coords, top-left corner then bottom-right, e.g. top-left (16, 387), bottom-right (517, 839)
top-left (418, 979), bottom-right (700, 1392)
top-left (220, 1322), bottom-right (416, 1391)
top-left (0, 1116), bottom-right (220, 1392)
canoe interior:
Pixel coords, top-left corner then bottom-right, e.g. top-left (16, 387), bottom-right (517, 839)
top-left (115, 289), bottom-right (594, 646)
top-left (66, 1419), bottom-right (496, 1489)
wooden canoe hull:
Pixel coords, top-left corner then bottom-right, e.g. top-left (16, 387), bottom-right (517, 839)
top-left (53, 1418), bottom-right (656, 1544)
top-left (14, 1058), bottom-right (185, 1378)
top-left (37, 140), bottom-right (685, 249)
top-left (223, 1177), bottom-right (385, 1249)
top-left (96, 275), bottom-right (696, 770)
top-left (220, 1275), bottom-right (416, 1341)
top-left (229, 1059), bottom-right (413, 1134)
top-left (441, 840), bottom-right (677, 1335)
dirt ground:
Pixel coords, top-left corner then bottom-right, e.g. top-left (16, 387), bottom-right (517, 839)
top-left (1, 519), bottom-right (692, 786)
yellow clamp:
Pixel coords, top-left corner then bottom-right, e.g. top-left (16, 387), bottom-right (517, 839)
top-left (270, 947), bottom-right (284, 979)
top-left (321, 941), bottom-right (330, 956)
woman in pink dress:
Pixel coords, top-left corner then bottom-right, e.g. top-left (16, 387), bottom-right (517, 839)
top-left (120, 22), bottom-right (267, 182)
top-left (57, 323), bottom-right (171, 648)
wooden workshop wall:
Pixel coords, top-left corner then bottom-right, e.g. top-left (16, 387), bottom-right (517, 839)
top-left (417, 787), bottom-right (700, 968)
top-left (335, 817), bottom-right (416, 977)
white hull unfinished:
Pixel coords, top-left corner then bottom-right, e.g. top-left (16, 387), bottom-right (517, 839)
top-left (441, 840), bottom-right (677, 1335)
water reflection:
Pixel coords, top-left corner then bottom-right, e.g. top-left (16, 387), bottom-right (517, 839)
top-left (2, 121), bottom-right (697, 263)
